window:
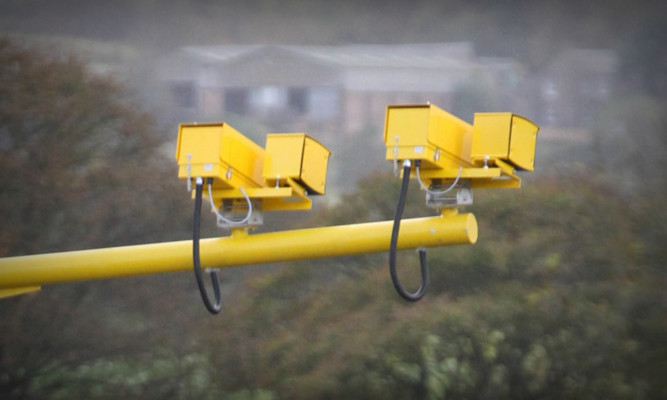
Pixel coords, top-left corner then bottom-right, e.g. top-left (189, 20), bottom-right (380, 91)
top-left (288, 87), bottom-right (307, 114)
top-left (171, 82), bottom-right (195, 108)
top-left (308, 86), bottom-right (340, 120)
top-left (249, 86), bottom-right (288, 111)
top-left (225, 88), bottom-right (249, 115)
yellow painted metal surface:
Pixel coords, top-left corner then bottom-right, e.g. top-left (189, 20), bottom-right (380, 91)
top-left (211, 178), bottom-right (312, 211)
top-left (0, 214), bottom-right (477, 290)
top-left (384, 104), bottom-right (473, 169)
top-left (471, 113), bottom-right (512, 160)
top-left (176, 124), bottom-right (331, 211)
top-left (471, 113), bottom-right (539, 171)
top-left (264, 134), bottom-right (304, 180)
top-left (416, 166), bottom-right (521, 189)
top-left (0, 286), bottom-right (41, 299)
top-left (176, 123), bottom-right (266, 189)
top-left (383, 105), bottom-right (539, 189)
top-left (263, 133), bottom-right (331, 195)
top-left (509, 115), bottom-right (539, 171)
top-left (300, 136), bottom-right (331, 195)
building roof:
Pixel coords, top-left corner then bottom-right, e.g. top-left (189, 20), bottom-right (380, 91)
top-left (161, 42), bottom-right (523, 93)
top-left (179, 42), bottom-right (478, 70)
top-left (284, 42), bottom-right (476, 69)
top-left (180, 45), bottom-right (262, 63)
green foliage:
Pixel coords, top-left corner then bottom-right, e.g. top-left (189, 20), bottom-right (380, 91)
top-left (0, 38), bottom-right (191, 256)
top-left (0, 39), bottom-right (198, 399)
top-left (428, 244), bottom-right (497, 297)
top-left (189, 169), bottom-right (665, 399)
top-left (591, 95), bottom-right (667, 192)
top-left (28, 351), bottom-right (214, 399)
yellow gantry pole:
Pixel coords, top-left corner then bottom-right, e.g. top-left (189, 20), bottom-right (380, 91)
top-left (0, 213), bottom-right (477, 293)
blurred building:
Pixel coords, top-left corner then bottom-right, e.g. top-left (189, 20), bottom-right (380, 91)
top-left (156, 42), bottom-right (526, 133)
top-left (155, 43), bottom-right (616, 133)
top-left (530, 48), bottom-right (618, 127)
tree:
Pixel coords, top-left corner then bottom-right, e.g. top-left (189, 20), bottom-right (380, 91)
top-left (0, 38), bottom-right (195, 256)
top-left (0, 38), bottom-right (199, 399)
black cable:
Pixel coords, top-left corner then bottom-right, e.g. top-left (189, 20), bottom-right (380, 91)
top-left (193, 178), bottom-right (222, 314)
top-left (389, 161), bottom-right (429, 301)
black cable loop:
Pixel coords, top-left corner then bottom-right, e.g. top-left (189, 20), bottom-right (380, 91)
top-left (389, 161), bottom-right (430, 301)
top-left (193, 178), bottom-right (222, 314)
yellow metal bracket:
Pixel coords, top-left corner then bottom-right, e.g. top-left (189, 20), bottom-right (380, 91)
top-left (209, 177), bottom-right (312, 211)
top-left (415, 164), bottom-right (521, 189)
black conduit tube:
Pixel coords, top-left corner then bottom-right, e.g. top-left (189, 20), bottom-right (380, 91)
top-left (193, 178), bottom-right (222, 314)
top-left (389, 161), bottom-right (429, 301)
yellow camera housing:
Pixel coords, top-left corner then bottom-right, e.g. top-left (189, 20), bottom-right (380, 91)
top-left (176, 123), bottom-right (265, 190)
top-left (471, 113), bottom-right (538, 171)
top-left (176, 123), bottom-right (331, 213)
top-left (383, 104), bottom-right (539, 189)
top-left (384, 104), bottom-right (472, 169)
top-left (263, 133), bottom-right (331, 195)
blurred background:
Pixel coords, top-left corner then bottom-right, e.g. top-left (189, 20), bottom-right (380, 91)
top-left (0, 1), bottom-right (665, 399)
